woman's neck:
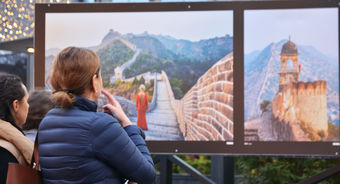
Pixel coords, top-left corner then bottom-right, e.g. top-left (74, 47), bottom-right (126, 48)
top-left (81, 89), bottom-right (98, 102)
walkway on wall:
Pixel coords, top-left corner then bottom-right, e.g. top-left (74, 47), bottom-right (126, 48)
top-left (120, 49), bottom-right (141, 72)
top-left (130, 80), bottom-right (184, 140)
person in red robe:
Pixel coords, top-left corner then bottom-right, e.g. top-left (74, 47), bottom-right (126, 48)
top-left (136, 84), bottom-right (148, 130)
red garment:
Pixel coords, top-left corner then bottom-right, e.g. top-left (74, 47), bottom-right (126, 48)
top-left (136, 93), bottom-right (148, 130)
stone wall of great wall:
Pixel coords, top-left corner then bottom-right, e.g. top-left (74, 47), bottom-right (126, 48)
top-left (162, 53), bottom-right (234, 141)
top-left (147, 74), bottom-right (158, 112)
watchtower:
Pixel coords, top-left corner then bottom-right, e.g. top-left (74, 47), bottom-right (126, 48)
top-left (279, 38), bottom-right (300, 91)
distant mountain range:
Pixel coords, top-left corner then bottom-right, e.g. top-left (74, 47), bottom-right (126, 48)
top-left (46, 29), bottom-right (233, 97)
top-left (149, 33), bottom-right (233, 62)
top-left (244, 40), bottom-right (339, 126)
top-left (46, 29), bottom-right (233, 63)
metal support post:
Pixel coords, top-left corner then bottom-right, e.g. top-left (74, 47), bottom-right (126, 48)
top-left (169, 155), bottom-right (215, 184)
top-left (159, 155), bottom-right (172, 184)
top-left (211, 156), bottom-right (234, 184)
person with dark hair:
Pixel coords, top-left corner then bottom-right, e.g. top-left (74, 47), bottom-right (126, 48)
top-left (38, 47), bottom-right (156, 184)
top-left (0, 72), bottom-right (33, 184)
top-left (23, 90), bottom-right (53, 142)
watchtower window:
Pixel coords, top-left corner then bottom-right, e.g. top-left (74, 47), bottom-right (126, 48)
top-left (286, 59), bottom-right (294, 70)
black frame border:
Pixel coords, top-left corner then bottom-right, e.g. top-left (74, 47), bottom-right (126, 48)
top-left (34, 0), bottom-right (340, 157)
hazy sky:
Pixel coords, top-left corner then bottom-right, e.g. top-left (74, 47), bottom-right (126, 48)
top-left (245, 8), bottom-right (338, 59)
top-left (46, 11), bottom-right (233, 49)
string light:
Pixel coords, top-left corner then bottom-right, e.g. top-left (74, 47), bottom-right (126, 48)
top-left (0, 0), bottom-right (68, 42)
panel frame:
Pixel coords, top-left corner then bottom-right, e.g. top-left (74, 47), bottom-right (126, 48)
top-left (34, 0), bottom-right (340, 156)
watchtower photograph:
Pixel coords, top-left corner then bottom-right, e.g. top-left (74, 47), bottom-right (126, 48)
top-left (244, 8), bottom-right (339, 142)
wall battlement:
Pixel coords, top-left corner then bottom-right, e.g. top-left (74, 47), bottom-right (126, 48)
top-left (286, 80), bottom-right (327, 96)
top-left (162, 53), bottom-right (234, 141)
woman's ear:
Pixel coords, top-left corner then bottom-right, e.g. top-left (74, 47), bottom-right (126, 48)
top-left (92, 75), bottom-right (98, 93)
top-left (12, 100), bottom-right (19, 112)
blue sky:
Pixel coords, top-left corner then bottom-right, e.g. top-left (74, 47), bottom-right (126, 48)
top-left (245, 8), bottom-right (338, 60)
top-left (46, 11), bottom-right (233, 49)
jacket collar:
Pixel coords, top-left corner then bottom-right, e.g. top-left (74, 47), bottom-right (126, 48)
top-left (73, 96), bottom-right (97, 112)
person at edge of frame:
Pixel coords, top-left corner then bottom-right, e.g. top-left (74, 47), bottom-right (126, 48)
top-left (0, 73), bottom-right (33, 184)
top-left (23, 89), bottom-right (54, 142)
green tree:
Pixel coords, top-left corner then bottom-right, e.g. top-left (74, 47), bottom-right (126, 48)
top-left (172, 156), bottom-right (211, 174)
top-left (132, 77), bottom-right (139, 86)
top-left (328, 121), bottom-right (340, 138)
top-left (169, 78), bottom-right (184, 99)
top-left (149, 80), bottom-right (154, 89)
top-left (260, 100), bottom-right (271, 114)
top-left (235, 157), bottom-right (340, 184)
top-left (140, 76), bottom-right (145, 85)
top-left (97, 41), bottom-right (135, 85)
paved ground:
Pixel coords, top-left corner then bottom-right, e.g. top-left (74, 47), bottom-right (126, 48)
top-left (130, 81), bottom-right (184, 140)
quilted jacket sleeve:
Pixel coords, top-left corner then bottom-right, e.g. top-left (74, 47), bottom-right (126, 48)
top-left (91, 114), bottom-right (155, 184)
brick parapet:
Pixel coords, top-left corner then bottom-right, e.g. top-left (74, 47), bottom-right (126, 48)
top-left (162, 53), bottom-right (234, 141)
top-left (147, 74), bottom-right (158, 112)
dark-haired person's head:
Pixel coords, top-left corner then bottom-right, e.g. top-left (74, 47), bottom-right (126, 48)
top-left (0, 73), bottom-right (29, 128)
top-left (22, 90), bottom-right (53, 131)
top-left (50, 47), bottom-right (102, 108)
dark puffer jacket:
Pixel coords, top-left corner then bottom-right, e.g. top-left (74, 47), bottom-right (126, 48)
top-left (38, 97), bottom-right (155, 184)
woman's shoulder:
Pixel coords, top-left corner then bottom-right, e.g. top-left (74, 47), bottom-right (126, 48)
top-left (90, 112), bottom-right (122, 138)
top-left (94, 111), bottom-right (117, 122)
top-left (41, 108), bottom-right (118, 130)
top-left (45, 107), bottom-right (110, 119)
top-left (92, 112), bottom-right (120, 127)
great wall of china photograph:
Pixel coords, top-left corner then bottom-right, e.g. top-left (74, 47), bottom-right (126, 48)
top-left (244, 8), bottom-right (339, 142)
top-left (45, 11), bottom-right (234, 141)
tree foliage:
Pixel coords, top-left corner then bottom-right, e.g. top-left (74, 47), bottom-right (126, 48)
top-left (235, 157), bottom-right (340, 184)
top-left (169, 78), bottom-right (184, 99)
top-left (97, 41), bottom-right (135, 86)
top-left (172, 155), bottom-right (211, 175)
top-left (124, 51), bottom-right (220, 99)
top-left (106, 78), bottom-right (154, 102)
top-left (328, 121), bottom-right (340, 139)
top-left (167, 156), bottom-right (340, 183)
top-left (260, 100), bottom-right (271, 114)
top-left (140, 76), bottom-right (145, 85)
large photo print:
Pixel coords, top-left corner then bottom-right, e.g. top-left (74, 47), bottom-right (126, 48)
top-left (244, 8), bottom-right (339, 142)
top-left (45, 11), bottom-right (234, 141)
